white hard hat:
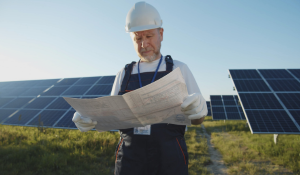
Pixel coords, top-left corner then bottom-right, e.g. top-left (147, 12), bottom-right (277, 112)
top-left (125, 1), bottom-right (162, 33)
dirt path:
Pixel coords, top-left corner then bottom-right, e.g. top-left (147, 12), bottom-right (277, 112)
top-left (201, 124), bottom-right (228, 175)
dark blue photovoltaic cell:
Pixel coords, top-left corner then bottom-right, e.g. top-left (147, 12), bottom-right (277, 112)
top-left (55, 110), bottom-right (76, 128)
top-left (222, 96), bottom-right (234, 101)
top-left (46, 97), bottom-right (71, 109)
top-left (0, 82), bottom-right (11, 88)
top-left (277, 93), bottom-right (300, 109)
top-left (35, 79), bottom-right (59, 86)
top-left (289, 110), bottom-right (300, 127)
top-left (266, 80), bottom-right (300, 91)
top-left (3, 98), bottom-right (34, 108)
top-left (223, 100), bottom-right (236, 105)
top-left (24, 97), bottom-right (56, 109)
top-left (212, 113), bottom-right (226, 119)
top-left (3, 81), bottom-right (27, 88)
top-left (239, 93), bottom-right (283, 109)
top-left (288, 69), bottom-right (300, 78)
top-left (210, 95), bottom-right (222, 100)
top-left (234, 80), bottom-right (270, 92)
top-left (28, 110), bottom-right (67, 127)
top-left (3, 110), bottom-right (41, 125)
top-left (0, 98), bottom-right (15, 108)
top-left (74, 77), bottom-right (100, 85)
top-left (19, 80), bottom-right (40, 87)
top-left (206, 102), bottom-right (211, 107)
top-left (212, 107), bottom-right (225, 113)
top-left (227, 113), bottom-right (241, 119)
top-left (41, 86), bottom-right (69, 96)
top-left (259, 69), bottom-right (294, 79)
top-left (85, 85), bottom-right (113, 95)
top-left (246, 110), bottom-right (299, 133)
top-left (0, 109), bottom-right (17, 123)
top-left (225, 107), bottom-right (239, 113)
top-left (230, 69), bottom-right (261, 79)
top-left (19, 87), bottom-right (48, 96)
top-left (62, 85), bottom-right (91, 95)
top-left (0, 88), bottom-right (29, 96)
top-left (56, 78), bottom-right (80, 86)
top-left (97, 76), bottom-right (115, 84)
top-left (211, 100), bottom-right (223, 106)
top-left (240, 112), bottom-right (246, 119)
top-left (207, 109), bottom-right (211, 116)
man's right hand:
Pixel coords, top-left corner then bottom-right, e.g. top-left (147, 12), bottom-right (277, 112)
top-left (72, 112), bottom-right (97, 132)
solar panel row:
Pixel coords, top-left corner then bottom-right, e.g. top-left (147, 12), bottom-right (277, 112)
top-left (210, 95), bottom-right (245, 120)
top-left (0, 76), bottom-right (115, 129)
top-left (206, 101), bottom-right (211, 116)
top-left (229, 69), bottom-right (300, 134)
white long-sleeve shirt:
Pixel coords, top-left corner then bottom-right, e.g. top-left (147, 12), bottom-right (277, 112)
top-left (111, 55), bottom-right (201, 96)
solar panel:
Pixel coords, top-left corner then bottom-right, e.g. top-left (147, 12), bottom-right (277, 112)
top-left (206, 101), bottom-right (211, 116)
top-left (210, 95), bottom-right (245, 120)
top-left (0, 75), bottom-right (115, 129)
top-left (229, 69), bottom-right (300, 134)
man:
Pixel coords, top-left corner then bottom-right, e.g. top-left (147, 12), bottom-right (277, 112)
top-left (72, 2), bottom-right (207, 175)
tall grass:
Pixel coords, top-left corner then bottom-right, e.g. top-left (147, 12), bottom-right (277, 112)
top-left (0, 124), bottom-right (211, 175)
top-left (203, 117), bottom-right (299, 174)
top-left (0, 125), bottom-right (119, 175)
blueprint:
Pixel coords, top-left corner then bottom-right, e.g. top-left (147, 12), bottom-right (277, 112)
top-left (63, 67), bottom-right (191, 132)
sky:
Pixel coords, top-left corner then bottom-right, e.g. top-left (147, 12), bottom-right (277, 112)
top-left (0, 0), bottom-right (299, 100)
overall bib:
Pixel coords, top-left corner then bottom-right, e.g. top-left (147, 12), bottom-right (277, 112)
top-left (114, 56), bottom-right (188, 175)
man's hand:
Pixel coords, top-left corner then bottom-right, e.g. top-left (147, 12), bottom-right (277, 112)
top-left (72, 112), bottom-right (97, 132)
top-left (181, 93), bottom-right (207, 120)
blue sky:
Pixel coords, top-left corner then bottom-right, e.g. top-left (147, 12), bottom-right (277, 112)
top-left (0, 0), bottom-right (299, 100)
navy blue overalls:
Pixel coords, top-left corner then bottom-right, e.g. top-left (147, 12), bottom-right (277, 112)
top-left (114, 56), bottom-right (188, 175)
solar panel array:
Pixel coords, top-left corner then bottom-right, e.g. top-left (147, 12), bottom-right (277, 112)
top-left (206, 101), bottom-right (211, 116)
top-left (0, 76), bottom-right (115, 129)
top-left (229, 69), bottom-right (300, 134)
top-left (210, 95), bottom-right (246, 120)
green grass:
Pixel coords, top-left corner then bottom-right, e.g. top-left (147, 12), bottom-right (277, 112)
top-left (203, 116), bottom-right (300, 174)
top-left (0, 124), bottom-right (211, 175)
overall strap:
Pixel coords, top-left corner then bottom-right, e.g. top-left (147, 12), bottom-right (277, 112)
top-left (120, 61), bottom-right (136, 93)
top-left (165, 55), bottom-right (174, 72)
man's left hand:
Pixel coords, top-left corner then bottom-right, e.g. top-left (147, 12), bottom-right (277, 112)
top-left (181, 93), bottom-right (207, 119)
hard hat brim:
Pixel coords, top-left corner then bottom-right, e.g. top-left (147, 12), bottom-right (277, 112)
top-left (126, 25), bottom-right (161, 33)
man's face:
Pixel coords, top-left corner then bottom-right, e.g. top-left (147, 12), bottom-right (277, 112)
top-left (130, 28), bottom-right (164, 62)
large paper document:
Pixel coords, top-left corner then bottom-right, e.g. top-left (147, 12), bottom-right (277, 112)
top-left (64, 68), bottom-right (190, 132)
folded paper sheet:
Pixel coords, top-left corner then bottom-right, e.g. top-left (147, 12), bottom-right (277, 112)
top-left (64, 68), bottom-right (190, 132)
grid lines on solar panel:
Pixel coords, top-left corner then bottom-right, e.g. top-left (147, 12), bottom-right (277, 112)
top-left (27, 110), bottom-right (68, 127)
top-left (62, 85), bottom-right (91, 96)
top-left (0, 109), bottom-right (17, 123)
top-left (246, 110), bottom-right (299, 133)
top-left (0, 88), bottom-right (29, 97)
top-left (234, 80), bottom-right (270, 92)
top-left (239, 93), bottom-right (283, 109)
top-left (46, 97), bottom-right (72, 109)
top-left (288, 69), bottom-right (300, 78)
top-left (56, 78), bottom-right (80, 86)
top-left (3, 110), bottom-right (41, 125)
top-left (229, 69), bottom-right (261, 79)
top-left (289, 110), bottom-right (300, 127)
top-left (19, 87), bottom-right (48, 96)
top-left (97, 76), bottom-right (115, 84)
top-left (85, 85), bottom-right (113, 95)
top-left (54, 110), bottom-right (76, 128)
top-left (259, 69), bottom-right (294, 79)
top-left (277, 93), bottom-right (300, 109)
top-left (2, 98), bottom-right (34, 108)
top-left (266, 80), bottom-right (300, 91)
top-left (74, 77), bottom-right (100, 85)
top-left (41, 86), bottom-right (69, 96)
top-left (0, 98), bottom-right (15, 108)
top-left (229, 69), bottom-right (300, 134)
top-left (23, 97), bottom-right (56, 109)
top-left (35, 79), bottom-right (60, 86)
